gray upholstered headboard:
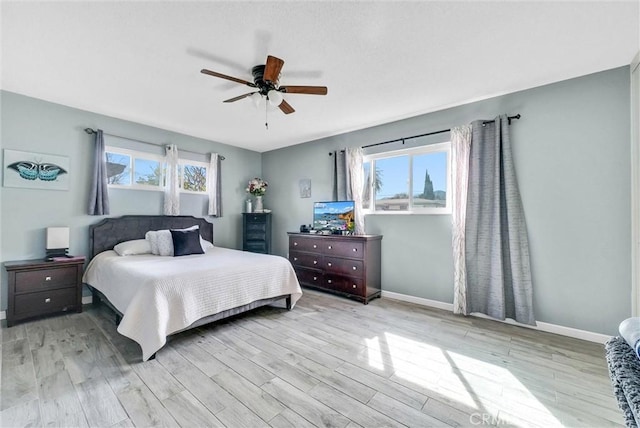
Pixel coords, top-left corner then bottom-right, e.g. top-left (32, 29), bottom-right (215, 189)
top-left (89, 215), bottom-right (214, 259)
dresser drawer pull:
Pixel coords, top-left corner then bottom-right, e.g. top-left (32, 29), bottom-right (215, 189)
top-left (313, 244), bottom-right (317, 249)
top-left (352, 284), bottom-right (357, 289)
top-left (352, 248), bottom-right (358, 252)
top-left (328, 280), bottom-right (332, 284)
top-left (352, 266), bottom-right (357, 270)
top-left (294, 257), bottom-right (298, 261)
top-left (45, 298), bottom-right (51, 303)
top-left (313, 260), bottom-right (318, 265)
top-left (313, 276), bottom-right (317, 281)
top-left (45, 276), bottom-right (52, 281)
top-left (328, 245), bottom-right (332, 249)
top-left (327, 262), bottom-right (332, 267)
top-left (293, 242), bottom-right (298, 246)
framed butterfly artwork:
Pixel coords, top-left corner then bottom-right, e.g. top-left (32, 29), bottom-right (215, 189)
top-left (3, 149), bottom-right (70, 191)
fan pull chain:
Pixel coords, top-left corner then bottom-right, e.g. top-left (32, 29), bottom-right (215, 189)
top-left (265, 98), bottom-right (269, 130)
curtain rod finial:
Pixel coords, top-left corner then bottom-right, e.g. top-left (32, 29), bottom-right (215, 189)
top-left (84, 128), bottom-right (95, 134)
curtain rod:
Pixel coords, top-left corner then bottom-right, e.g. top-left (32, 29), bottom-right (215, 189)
top-left (329, 114), bottom-right (521, 155)
top-left (84, 128), bottom-right (225, 160)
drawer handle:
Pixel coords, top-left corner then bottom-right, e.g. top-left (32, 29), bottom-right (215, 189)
top-left (313, 276), bottom-right (317, 280)
top-left (45, 298), bottom-right (51, 303)
top-left (294, 242), bottom-right (298, 246)
top-left (313, 260), bottom-right (318, 265)
top-left (313, 244), bottom-right (317, 249)
top-left (352, 284), bottom-right (357, 289)
top-left (352, 266), bottom-right (357, 270)
top-left (294, 257), bottom-right (298, 261)
top-left (328, 245), bottom-right (332, 249)
top-left (352, 248), bottom-right (357, 252)
top-left (45, 276), bottom-right (52, 281)
top-left (327, 262), bottom-right (332, 267)
top-left (328, 280), bottom-right (332, 284)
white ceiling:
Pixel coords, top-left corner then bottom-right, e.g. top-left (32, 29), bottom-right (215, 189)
top-left (1, 1), bottom-right (639, 153)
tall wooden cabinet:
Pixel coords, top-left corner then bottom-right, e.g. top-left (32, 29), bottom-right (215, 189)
top-left (288, 232), bottom-right (382, 304)
top-left (243, 212), bottom-right (272, 254)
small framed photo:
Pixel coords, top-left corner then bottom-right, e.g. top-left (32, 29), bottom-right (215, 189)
top-left (299, 179), bottom-right (311, 198)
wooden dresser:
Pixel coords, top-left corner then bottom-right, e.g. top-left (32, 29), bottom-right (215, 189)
top-left (243, 212), bottom-right (272, 254)
top-left (4, 258), bottom-right (84, 327)
top-left (288, 232), bottom-right (382, 304)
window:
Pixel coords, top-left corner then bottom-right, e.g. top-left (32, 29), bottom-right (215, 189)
top-left (105, 147), bottom-right (207, 194)
top-left (179, 162), bottom-right (207, 193)
top-left (363, 142), bottom-right (451, 214)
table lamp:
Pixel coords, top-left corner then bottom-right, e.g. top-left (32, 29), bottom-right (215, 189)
top-left (46, 227), bottom-right (70, 261)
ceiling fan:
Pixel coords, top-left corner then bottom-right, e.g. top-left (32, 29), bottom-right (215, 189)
top-left (200, 55), bottom-right (328, 115)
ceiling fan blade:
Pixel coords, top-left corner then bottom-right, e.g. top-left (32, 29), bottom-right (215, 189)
top-left (201, 69), bottom-right (256, 87)
top-left (223, 92), bottom-right (256, 103)
top-left (264, 55), bottom-right (285, 83)
top-left (280, 85), bottom-right (328, 95)
top-left (279, 100), bottom-right (295, 114)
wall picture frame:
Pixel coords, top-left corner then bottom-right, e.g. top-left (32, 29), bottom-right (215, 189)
top-left (3, 149), bottom-right (70, 191)
top-left (299, 178), bottom-right (311, 198)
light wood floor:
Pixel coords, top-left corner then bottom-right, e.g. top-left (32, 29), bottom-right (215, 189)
top-left (1, 289), bottom-right (622, 428)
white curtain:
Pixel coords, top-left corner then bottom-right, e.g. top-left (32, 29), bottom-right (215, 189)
top-left (451, 125), bottom-right (472, 315)
top-left (207, 153), bottom-right (222, 217)
top-left (346, 147), bottom-right (365, 235)
top-left (164, 144), bottom-right (180, 215)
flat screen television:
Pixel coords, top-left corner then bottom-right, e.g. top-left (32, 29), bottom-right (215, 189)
top-left (313, 201), bottom-right (355, 231)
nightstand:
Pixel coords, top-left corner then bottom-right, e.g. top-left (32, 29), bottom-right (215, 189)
top-left (4, 258), bottom-right (85, 327)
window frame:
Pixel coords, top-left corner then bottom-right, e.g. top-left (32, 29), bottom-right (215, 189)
top-left (363, 141), bottom-right (452, 215)
top-left (105, 146), bottom-right (209, 195)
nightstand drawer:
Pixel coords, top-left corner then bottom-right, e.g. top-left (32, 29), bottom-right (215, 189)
top-left (15, 266), bottom-right (77, 293)
top-left (14, 287), bottom-right (77, 318)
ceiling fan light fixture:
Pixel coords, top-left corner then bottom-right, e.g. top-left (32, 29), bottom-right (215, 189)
top-left (250, 92), bottom-right (264, 108)
top-left (267, 90), bottom-right (283, 106)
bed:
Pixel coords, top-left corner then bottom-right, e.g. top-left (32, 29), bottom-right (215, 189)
top-left (83, 215), bottom-right (302, 361)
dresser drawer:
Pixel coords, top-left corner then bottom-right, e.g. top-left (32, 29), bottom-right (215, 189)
top-left (245, 231), bottom-right (267, 241)
top-left (324, 241), bottom-right (365, 259)
top-left (294, 268), bottom-right (324, 288)
top-left (15, 266), bottom-right (77, 293)
top-left (246, 222), bottom-right (267, 233)
top-left (245, 241), bottom-right (268, 253)
top-left (324, 257), bottom-right (364, 278)
top-left (290, 238), bottom-right (322, 253)
top-left (245, 214), bottom-right (268, 224)
top-left (14, 287), bottom-right (77, 318)
top-left (325, 275), bottom-right (365, 296)
top-left (290, 251), bottom-right (322, 269)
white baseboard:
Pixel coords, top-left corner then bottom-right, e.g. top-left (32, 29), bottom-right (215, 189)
top-left (0, 310), bottom-right (5, 321)
top-left (381, 290), bottom-right (611, 344)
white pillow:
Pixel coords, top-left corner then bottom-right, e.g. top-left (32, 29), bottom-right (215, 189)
top-left (155, 229), bottom-right (175, 256)
top-left (201, 239), bottom-right (214, 250)
top-left (145, 231), bottom-right (159, 254)
top-left (114, 239), bottom-right (152, 256)
top-left (145, 225), bottom-right (210, 256)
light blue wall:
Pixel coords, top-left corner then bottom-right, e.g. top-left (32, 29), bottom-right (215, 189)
top-left (0, 91), bottom-right (262, 310)
top-left (262, 67), bottom-right (632, 336)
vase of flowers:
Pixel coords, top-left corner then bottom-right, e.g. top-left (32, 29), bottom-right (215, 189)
top-left (246, 178), bottom-right (268, 212)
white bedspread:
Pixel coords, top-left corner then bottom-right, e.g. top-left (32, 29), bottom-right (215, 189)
top-left (83, 247), bottom-right (302, 360)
